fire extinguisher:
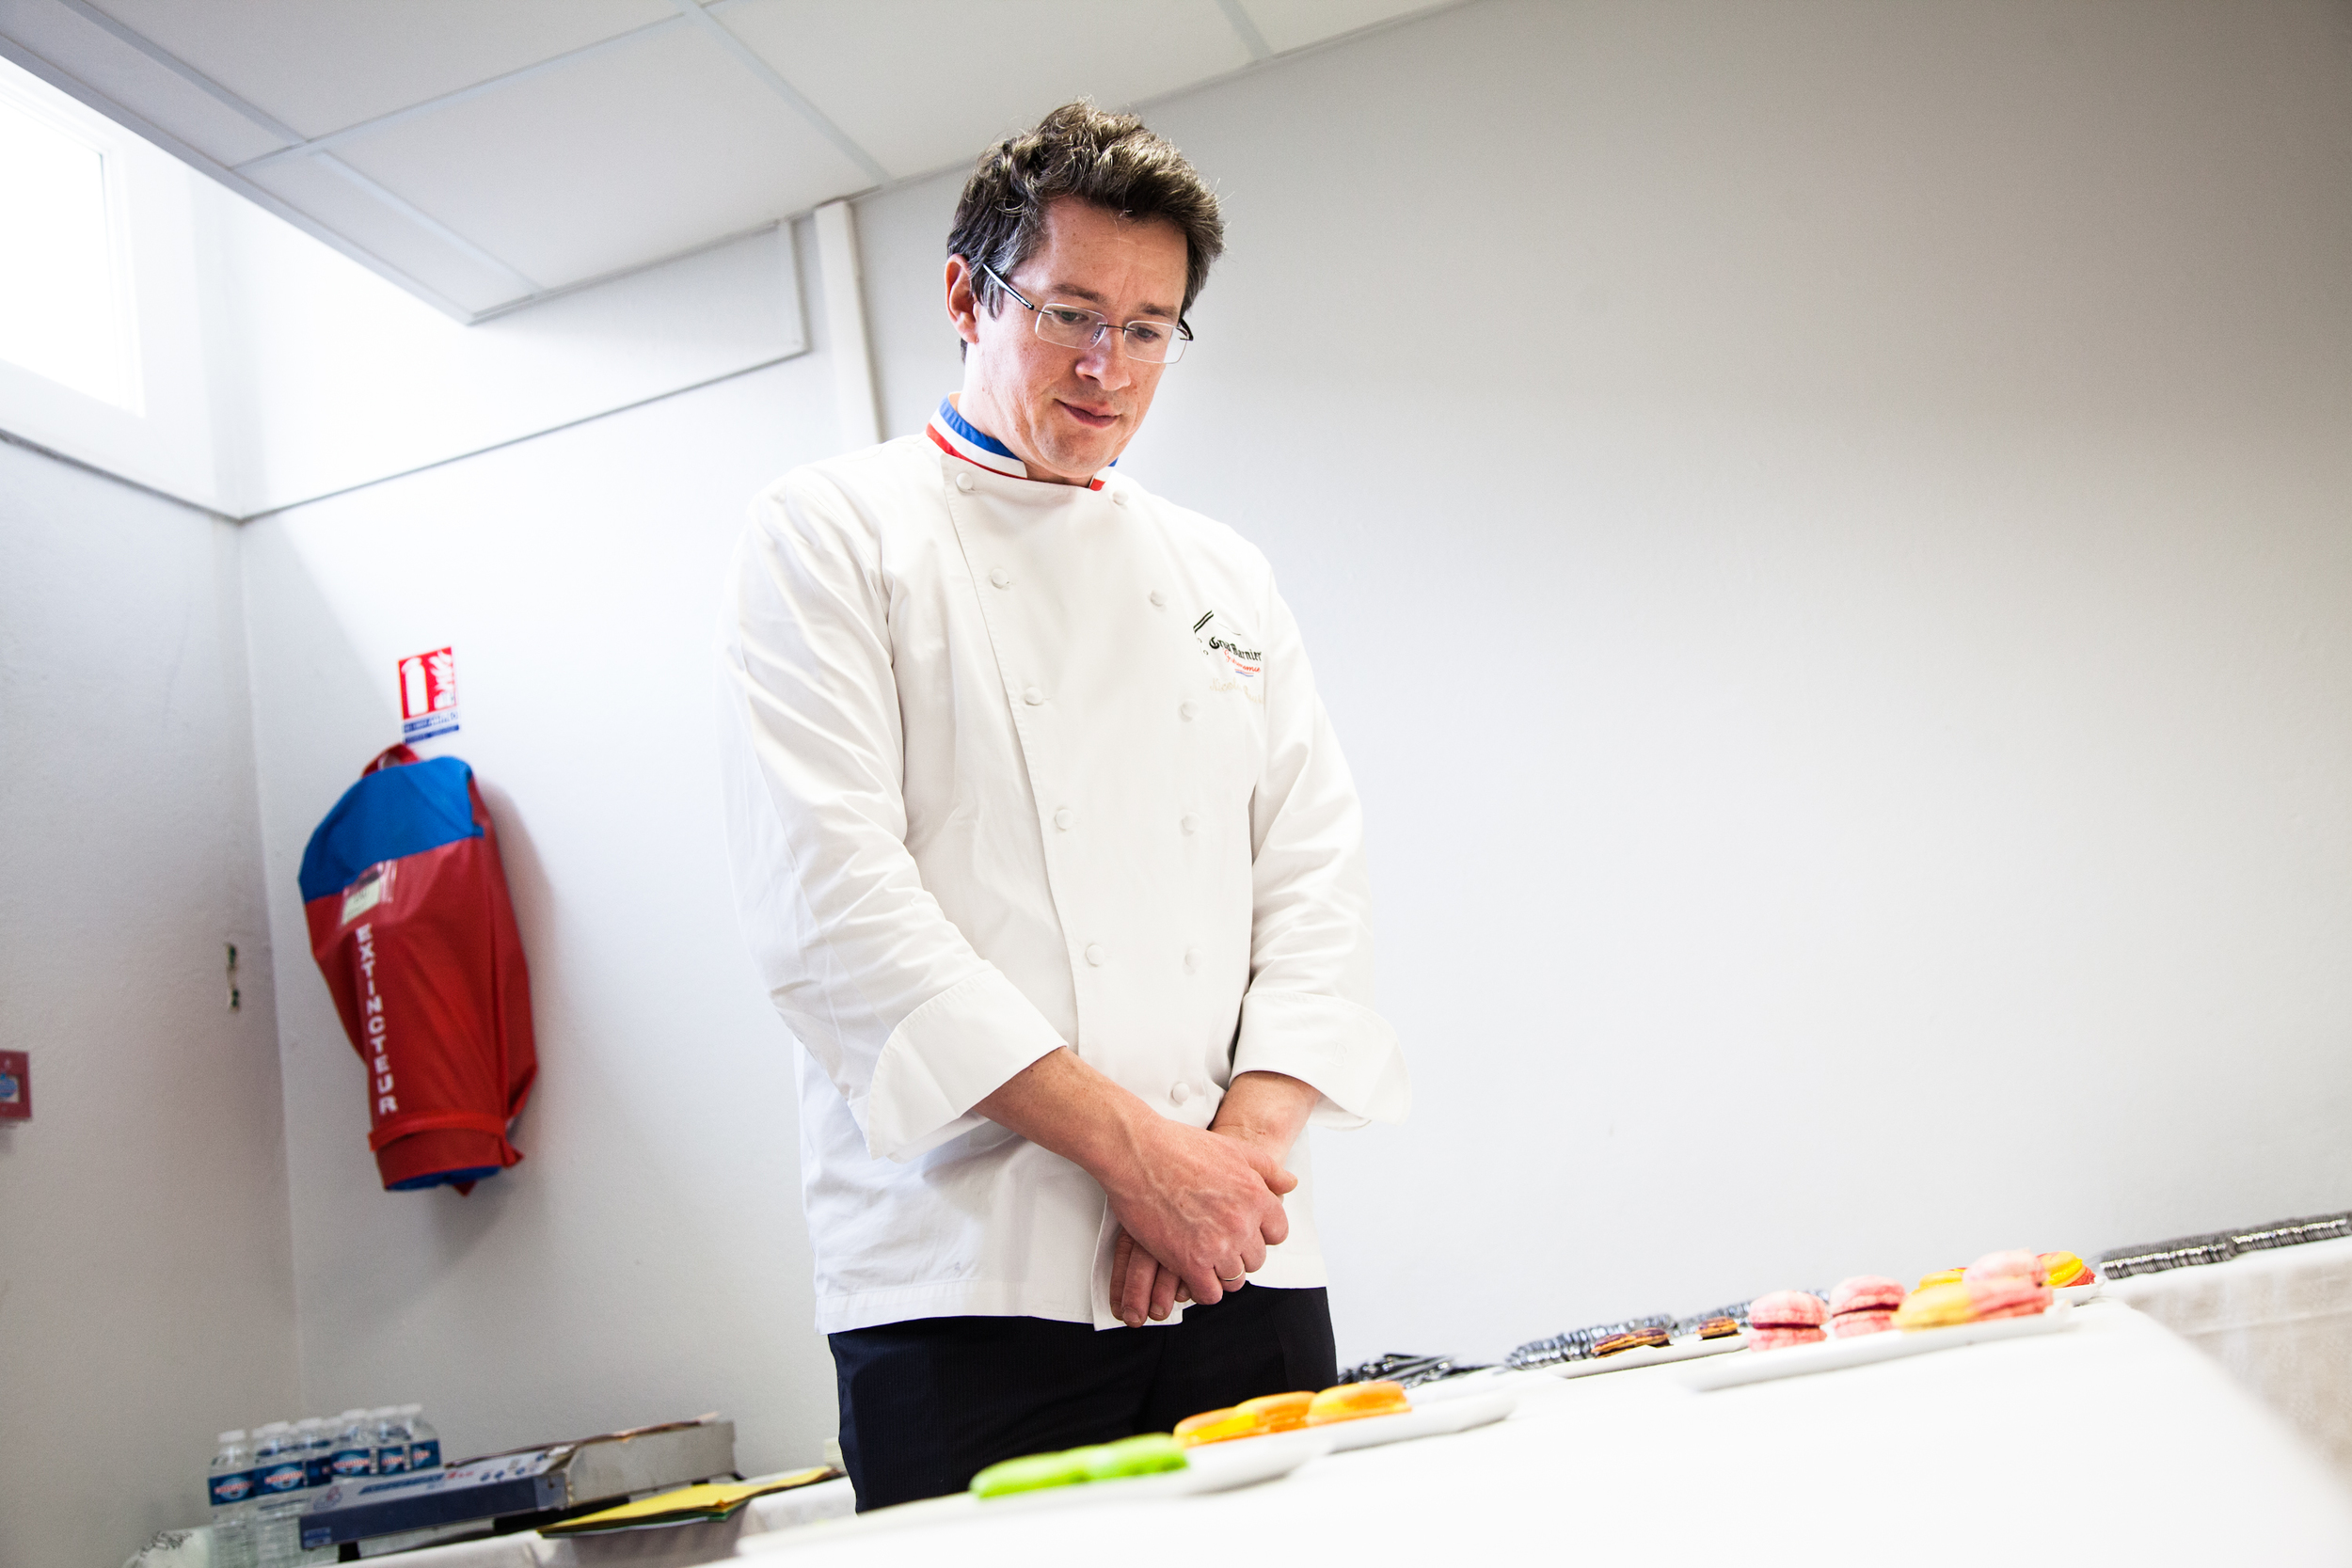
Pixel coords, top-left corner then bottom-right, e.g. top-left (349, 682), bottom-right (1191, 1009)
top-left (299, 745), bottom-right (536, 1192)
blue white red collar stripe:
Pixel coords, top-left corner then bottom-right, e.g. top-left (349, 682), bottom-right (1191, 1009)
top-left (927, 397), bottom-right (1108, 490)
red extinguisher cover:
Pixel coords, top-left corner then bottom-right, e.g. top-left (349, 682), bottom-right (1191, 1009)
top-left (298, 745), bottom-right (537, 1192)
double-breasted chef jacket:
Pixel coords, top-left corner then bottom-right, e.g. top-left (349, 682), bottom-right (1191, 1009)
top-left (720, 398), bottom-right (1409, 1333)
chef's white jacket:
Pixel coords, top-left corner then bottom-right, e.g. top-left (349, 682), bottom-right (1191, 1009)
top-left (718, 399), bottom-right (1408, 1333)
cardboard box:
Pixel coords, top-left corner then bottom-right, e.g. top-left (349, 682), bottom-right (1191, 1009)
top-left (301, 1418), bottom-right (736, 1548)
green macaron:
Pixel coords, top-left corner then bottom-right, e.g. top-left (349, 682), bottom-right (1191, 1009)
top-left (970, 1433), bottom-right (1187, 1497)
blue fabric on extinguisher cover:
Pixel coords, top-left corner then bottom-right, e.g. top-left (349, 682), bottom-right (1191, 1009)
top-left (300, 744), bottom-right (536, 1192)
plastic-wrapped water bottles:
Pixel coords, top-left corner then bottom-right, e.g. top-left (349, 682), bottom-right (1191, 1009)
top-left (207, 1430), bottom-right (258, 1568)
top-left (252, 1422), bottom-right (310, 1568)
top-left (327, 1409), bottom-right (375, 1481)
top-left (252, 1422), bottom-right (306, 1508)
top-left (401, 1404), bottom-right (441, 1472)
top-left (370, 1406), bottom-right (410, 1477)
top-left (294, 1418), bottom-right (330, 1493)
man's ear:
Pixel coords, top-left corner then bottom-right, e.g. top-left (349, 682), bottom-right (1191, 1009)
top-left (945, 255), bottom-right (982, 348)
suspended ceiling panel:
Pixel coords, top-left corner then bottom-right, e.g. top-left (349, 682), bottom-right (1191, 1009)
top-left (0, 0), bottom-right (285, 163)
top-left (722, 0), bottom-right (1253, 182)
top-left (0, 0), bottom-right (1460, 321)
top-left (79, 0), bottom-right (677, 137)
top-left (1243, 0), bottom-right (1447, 54)
top-left (326, 23), bottom-right (873, 287)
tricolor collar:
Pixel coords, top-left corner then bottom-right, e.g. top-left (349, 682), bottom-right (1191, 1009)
top-left (927, 397), bottom-right (1111, 491)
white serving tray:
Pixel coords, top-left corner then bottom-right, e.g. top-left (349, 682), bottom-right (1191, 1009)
top-left (1312, 1391), bottom-right (1518, 1451)
top-left (1683, 1301), bottom-right (2074, 1391)
top-left (1549, 1335), bottom-right (1750, 1380)
top-left (1406, 1367), bottom-right (1556, 1404)
top-left (739, 1429), bottom-right (1334, 1554)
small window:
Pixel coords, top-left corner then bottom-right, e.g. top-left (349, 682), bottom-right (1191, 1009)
top-left (0, 72), bottom-right (138, 410)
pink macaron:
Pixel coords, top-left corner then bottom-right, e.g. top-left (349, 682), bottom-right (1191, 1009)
top-left (1965, 1275), bottom-right (2055, 1321)
top-left (1747, 1290), bottom-right (1829, 1350)
top-left (1963, 1249), bottom-right (2048, 1288)
top-left (1826, 1275), bottom-right (1906, 1338)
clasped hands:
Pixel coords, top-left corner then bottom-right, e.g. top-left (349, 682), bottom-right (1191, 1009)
top-left (1105, 1119), bottom-right (1297, 1328)
top-left (972, 1054), bottom-right (1318, 1332)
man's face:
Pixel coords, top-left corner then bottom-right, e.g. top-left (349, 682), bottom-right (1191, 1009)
top-left (950, 198), bottom-right (1189, 484)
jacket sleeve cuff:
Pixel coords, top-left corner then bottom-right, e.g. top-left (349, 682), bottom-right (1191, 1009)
top-left (863, 967), bottom-right (1067, 1161)
top-left (1231, 990), bottom-right (1410, 1130)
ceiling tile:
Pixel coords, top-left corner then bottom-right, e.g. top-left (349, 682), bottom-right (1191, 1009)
top-left (83, 0), bottom-right (677, 138)
top-left (716, 0), bottom-right (1252, 181)
top-left (322, 22), bottom-right (871, 289)
top-left (1234, 0), bottom-right (1451, 55)
top-left (243, 154), bottom-right (530, 317)
top-left (0, 6), bottom-right (284, 165)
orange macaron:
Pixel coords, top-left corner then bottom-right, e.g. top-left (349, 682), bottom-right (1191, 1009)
top-left (1305, 1380), bottom-right (1410, 1425)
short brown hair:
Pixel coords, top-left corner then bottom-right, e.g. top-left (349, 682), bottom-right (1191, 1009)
top-left (948, 102), bottom-right (1225, 327)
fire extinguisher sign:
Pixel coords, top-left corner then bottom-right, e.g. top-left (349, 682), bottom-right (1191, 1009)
top-left (398, 647), bottom-right (460, 742)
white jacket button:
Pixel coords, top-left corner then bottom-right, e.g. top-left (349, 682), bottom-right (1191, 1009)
top-left (1024, 686), bottom-right (1044, 705)
top-left (1183, 947), bottom-right (1201, 973)
top-left (991, 568), bottom-right (1011, 588)
top-left (1169, 1081), bottom-right (1191, 1105)
top-left (1179, 699), bottom-right (1199, 721)
top-left (1085, 943), bottom-right (1106, 966)
top-left (1112, 489), bottom-right (1128, 507)
top-left (1055, 806), bottom-right (1073, 831)
top-left (1180, 813), bottom-right (1200, 834)
top-left (1150, 590), bottom-right (1167, 608)
top-left (954, 472), bottom-right (975, 492)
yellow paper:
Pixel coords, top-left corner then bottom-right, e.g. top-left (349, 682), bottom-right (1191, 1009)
top-left (541, 1466), bottom-right (838, 1534)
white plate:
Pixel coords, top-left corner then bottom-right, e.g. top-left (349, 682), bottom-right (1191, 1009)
top-left (972, 1429), bottom-right (1333, 1512)
top-left (1311, 1391), bottom-right (1518, 1451)
top-left (1683, 1301), bottom-right (2074, 1391)
top-left (1548, 1335), bottom-right (1749, 1379)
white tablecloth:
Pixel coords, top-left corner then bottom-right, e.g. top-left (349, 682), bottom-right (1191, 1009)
top-left (2107, 1234), bottom-right (2352, 1482)
top-left (136, 1291), bottom-right (2352, 1568)
top-left (739, 1303), bottom-right (2352, 1566)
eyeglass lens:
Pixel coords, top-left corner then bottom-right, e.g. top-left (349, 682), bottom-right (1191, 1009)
top-left (1032, 304), bottom-right (1187, 365)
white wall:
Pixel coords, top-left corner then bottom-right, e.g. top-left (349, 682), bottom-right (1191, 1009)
top-left (0, 437), bottom-right (297, 1568)
top-left (861, 0), bottom-right (2352, 1360)
top-left (239, 244), bottom-right (848, 1478)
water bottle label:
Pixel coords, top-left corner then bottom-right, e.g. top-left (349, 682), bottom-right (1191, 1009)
top-left (305, 1453), bottom-right (331, 1487)
top-left (329, 1447), bottom-right (375, 1478)
top-left (376, 1446), bottom-right (410, 1474)
top-left (208, 1471), bottom-right (255, 1506)
top-left (409, 1439), bottom-right (441, 1470)
top-left (259, 1461), bottom-right (307, 1495)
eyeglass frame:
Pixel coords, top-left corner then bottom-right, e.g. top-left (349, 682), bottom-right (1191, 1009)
top-left (977, 261), bottom-right (1195, 363)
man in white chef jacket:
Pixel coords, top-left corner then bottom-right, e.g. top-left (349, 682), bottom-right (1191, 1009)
top-left (720, 103), bottom-right (1408, 1509)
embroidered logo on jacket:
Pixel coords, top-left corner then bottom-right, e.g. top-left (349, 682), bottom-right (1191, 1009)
top-left (1192, 610), bottom-right (1263, 698)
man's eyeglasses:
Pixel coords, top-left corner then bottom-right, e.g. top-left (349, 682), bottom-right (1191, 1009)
top-left (979, 262), bottom-right (1193, 365)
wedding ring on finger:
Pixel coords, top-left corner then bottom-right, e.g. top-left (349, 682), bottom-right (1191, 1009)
top-left (1216, 1269), bottom-right (1246, 1286)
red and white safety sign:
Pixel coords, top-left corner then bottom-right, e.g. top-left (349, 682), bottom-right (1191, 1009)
top-left (398, 647), bottom-right (460, 742)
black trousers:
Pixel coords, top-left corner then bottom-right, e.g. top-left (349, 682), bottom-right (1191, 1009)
top-left (829, 1286), bottom-right (1337, 1510)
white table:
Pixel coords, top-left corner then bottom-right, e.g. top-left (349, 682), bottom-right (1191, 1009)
top-left (739, 1303), bottom-right (2352, 1566)
top-left (2107, 1234), bottom-right (2352, 1482)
